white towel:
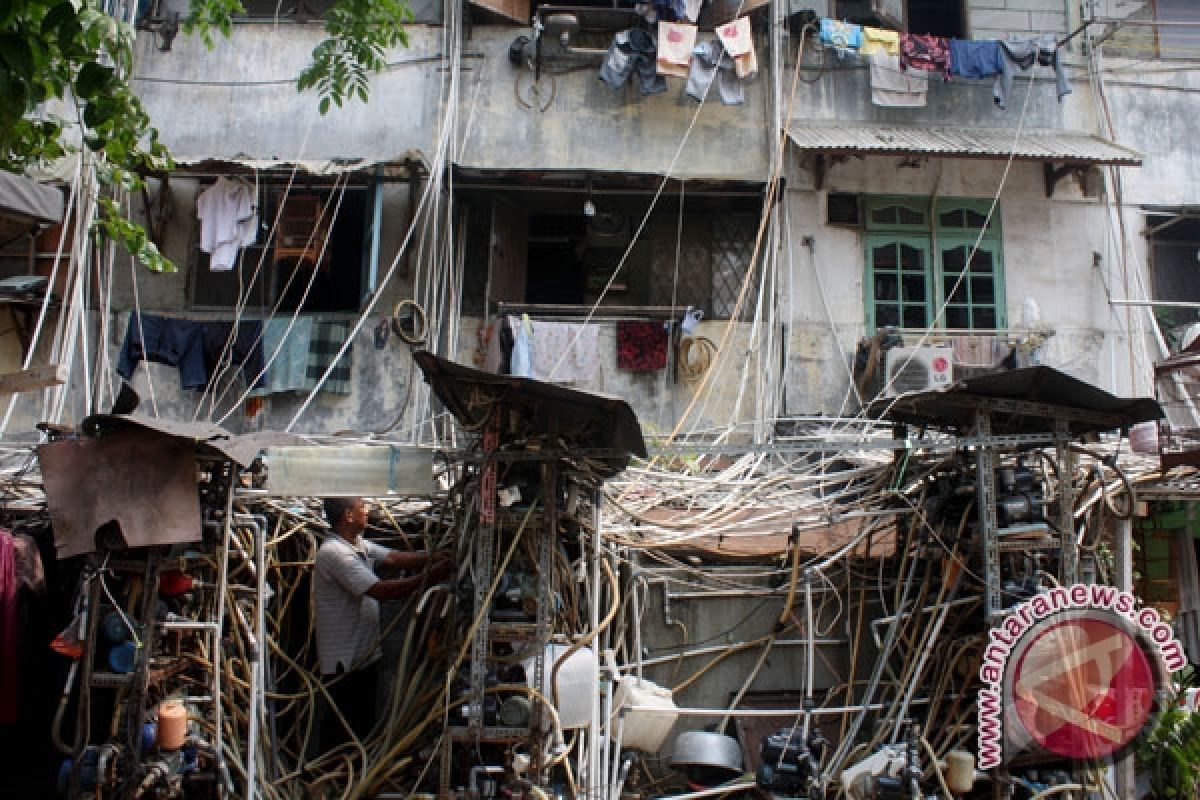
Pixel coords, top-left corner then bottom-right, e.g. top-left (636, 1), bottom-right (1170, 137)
top-left (870, 51), bottom-right (927, 107)
top-left (658, 21), bottom-right (697, 76)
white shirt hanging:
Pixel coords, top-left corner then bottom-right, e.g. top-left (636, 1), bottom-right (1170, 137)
top-left (196, 177), bottom-right (258, 271)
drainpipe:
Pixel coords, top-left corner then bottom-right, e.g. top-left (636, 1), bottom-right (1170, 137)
top-left (366, 165), bottom-right (384, 298)
top-left (234, 514), bottom-right (269, 799)
top-left (211, 486), bottom-right (234, 796)
top-left (588, 490), bottom-right (602, 800)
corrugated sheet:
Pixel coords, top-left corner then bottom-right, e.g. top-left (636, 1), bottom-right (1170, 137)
top-left (786, 124), bottom-right (1142, 165)
top-left (866, 365), bottom-right (1162, 435)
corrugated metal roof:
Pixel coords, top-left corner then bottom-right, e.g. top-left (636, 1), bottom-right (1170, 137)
top-left (866, 365), bottom-right (1162, 435)
top-left (786, 124), bottom-right (1142, 165)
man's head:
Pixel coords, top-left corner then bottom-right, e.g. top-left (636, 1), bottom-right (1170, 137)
top-left (324, 496), bottom-right (367, 540)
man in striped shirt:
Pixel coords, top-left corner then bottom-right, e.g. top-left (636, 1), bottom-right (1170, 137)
top-left (314, 496), bottom-right (451, 747)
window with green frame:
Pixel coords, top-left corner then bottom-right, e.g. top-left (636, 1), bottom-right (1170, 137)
top-left (865, 196), bottom-right (1006, 332)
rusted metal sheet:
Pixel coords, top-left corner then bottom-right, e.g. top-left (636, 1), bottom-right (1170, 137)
top-left (82, 412), bottom-right (310, 466)
top-left (414, 350), bottom-right (646, 474)
top-left (867, 365), bottom-right (1162, 435)
top-left (38, 428), bottom-right (203, 558)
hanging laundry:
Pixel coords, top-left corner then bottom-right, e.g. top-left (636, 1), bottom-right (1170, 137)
top-left (658, 21), bottom-right (698, 77)
top-left (511, 314), bottom-right (533, 378)
top-left (202, 320), bottom-right (266, 390)
top-left (995, 34), bottom-right (1071, 109)
top-left (117, 313), bottom-right (209, 390)
top-left (617, 320), bottom-right (669, 372)
top-left (952, 335), bottom-right (999, 368)
top-left (254, 316), bottom-right (314, 394)
top-left (870, 52), bottom-right (928, 108)
top-left (948, 39), bottom-right (1005, 80)
top-left (899, 33), bottom-right (951, 75)
top-left (11, 534), bottom-right (43, 594)
top-left (196, 177), bottom-right (258, 272)
top-left (479, 316), bottom-right (511, 374)
top-left (716, 16), bottom-right (757, 79)
top-left (819, 18), bottom-right (864, 57)
top-left (653, 0), bottom-right (686, 22)
top-left (687, 39), bottom-right (744, 104)
top-left (529, 320), bottom-right (601, 384)
top-left (600, 29), bottom-right (668, 95)
top-left (860, 26), bottom-right (899, 57)
top-left (306, 319), bottom-right (354, 394)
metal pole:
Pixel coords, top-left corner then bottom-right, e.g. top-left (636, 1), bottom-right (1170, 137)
top-left (1113, 517), bottom-right (1137, 798)
top-left (589, 488), bottom-right (603, 800)
top-left (212, 477), bottom-right (235, 797)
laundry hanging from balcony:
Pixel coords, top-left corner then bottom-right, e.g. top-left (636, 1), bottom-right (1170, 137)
top-left (196, 176), bottom-right (258, 271)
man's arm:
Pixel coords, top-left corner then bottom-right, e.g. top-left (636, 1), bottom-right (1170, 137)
top-left (383, 550), bottom-right (434, 571)
top-left (365, 555), bottom-right (455, 601)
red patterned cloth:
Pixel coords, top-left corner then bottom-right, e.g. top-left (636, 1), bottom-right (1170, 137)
top-left (617, 321), bottom-right (669, 371)
top-left (900, 33), bottom-right (950, 75)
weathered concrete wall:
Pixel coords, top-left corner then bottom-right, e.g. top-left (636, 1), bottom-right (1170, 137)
top-left (134, 25), bottom-right (444, 163)
top-left (454, 317), bottom-right (764, 436)
top-left (779, 153), bottom-right (1150, 413)
top-left (455, 27), bottom-right (772, 181)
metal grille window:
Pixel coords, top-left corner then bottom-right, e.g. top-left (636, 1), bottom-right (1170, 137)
top-left (648, 213), bottom-right (757, 319)
top-left (865, 196), bottom-right (1005, 332)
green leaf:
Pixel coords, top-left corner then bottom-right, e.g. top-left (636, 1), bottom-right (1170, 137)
top-left (0, 34), bottom-right (36, 82)
top-left (41, 2), bottom-right (77, 36)
top-left (75, 61), bottom-right (114, 97)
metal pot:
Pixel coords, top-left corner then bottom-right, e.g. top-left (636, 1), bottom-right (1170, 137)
top-left (669, 731), bottom-right (743, 773)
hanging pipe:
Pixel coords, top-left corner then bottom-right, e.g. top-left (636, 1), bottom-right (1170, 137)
top-left (629, 553), bottom-right (643, 680)
top-left (587, 491), bottom-right (602, 800)
top-left (212, 485), bottom-right (235, 796)
top-left (804, 567), bottom-right (815, 740)
top-left (233, 514), bottom-right (268, 800)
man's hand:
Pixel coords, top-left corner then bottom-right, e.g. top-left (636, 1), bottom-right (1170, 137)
top-left (427, 552), bottom-right (456, 581)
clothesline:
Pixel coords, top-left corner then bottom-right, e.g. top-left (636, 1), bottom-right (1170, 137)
top-left (599, 11), bottom-right (1074, 111)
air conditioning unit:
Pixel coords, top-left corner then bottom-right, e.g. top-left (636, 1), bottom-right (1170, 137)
top-left (883, 345), bottom-right (953, 396)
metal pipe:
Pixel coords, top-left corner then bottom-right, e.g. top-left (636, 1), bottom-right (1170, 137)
top-left (234, 514), bottom-right (268, 800)
top-left (890, 602), bottom-right (950, 743)
top-left (212, 483), bottom-right (235, 798)
top-left (666, 585), bottom-right (836, 600)
top-left (803, 568), bottom-right (814, 740)
top-left (588, 489), bottom-right (602, 800)
top-left (607, 711), bottom-right (627, 800)
top-left (629, 555), bottom-right (643, 680)
top-left (869, 597), bottom-right (978, 649)
top-left (366, 164), bottom-right (384, 296)
top-left (637, 637), bottom-right (847, 669)
top-left (1108, 299), bottom-right (1200, 309)
top-left (622, 700), bottom-right (930, 718)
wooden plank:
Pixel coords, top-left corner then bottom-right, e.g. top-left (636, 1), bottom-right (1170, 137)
top-left (469, 0), bottom-right (529, 24)
top-left (0, 363), bottom-right (67, 394)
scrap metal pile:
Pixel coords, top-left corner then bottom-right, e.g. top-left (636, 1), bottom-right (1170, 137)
top-left (15, 360), bottom-right (1171, 800)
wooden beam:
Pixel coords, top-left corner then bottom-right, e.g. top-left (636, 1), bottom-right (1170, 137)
top-left (0, 363), bottom-right (67, 394)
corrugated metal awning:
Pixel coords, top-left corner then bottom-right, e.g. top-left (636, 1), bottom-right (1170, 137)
top-left (0, 169), bottom-right (63, 247)
top-left (866, 365), bottom-right (1162, 435)
top-left (786, 123), bottom-right (1142, 166)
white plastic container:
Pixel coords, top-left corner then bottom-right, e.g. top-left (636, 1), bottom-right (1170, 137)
top-left (524, 644), bottom-right (596, 730)
top-left (610, 676), bottom-right (678, 753)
